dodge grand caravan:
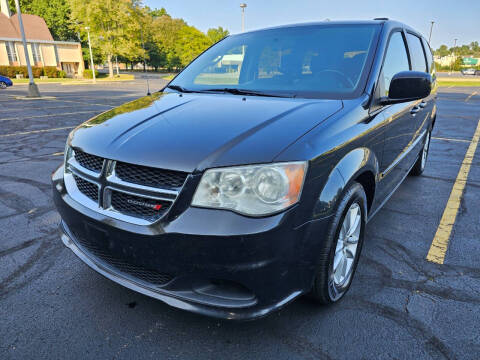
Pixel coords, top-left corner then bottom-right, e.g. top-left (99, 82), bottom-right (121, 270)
top-left (52, 19), bottom-right (437, 319)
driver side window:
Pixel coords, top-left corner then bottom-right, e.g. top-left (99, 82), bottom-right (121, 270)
top-left (381, 32), bottom-right (410, 97)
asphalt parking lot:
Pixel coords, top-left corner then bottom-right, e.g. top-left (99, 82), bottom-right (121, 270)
top-left (1, 78), bottom-right (479, 359)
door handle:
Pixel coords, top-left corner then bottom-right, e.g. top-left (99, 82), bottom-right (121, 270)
top-left (419, 100), bottom-right (427, 108)
top-left (410, 106), bottom-right (420, 114)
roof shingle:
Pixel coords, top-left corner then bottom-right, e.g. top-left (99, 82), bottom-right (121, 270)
top-left (0, 12), bottom-right (53, 41)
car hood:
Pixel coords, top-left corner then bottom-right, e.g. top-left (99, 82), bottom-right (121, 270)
top-left (70, 92), bottom-right (342, 172)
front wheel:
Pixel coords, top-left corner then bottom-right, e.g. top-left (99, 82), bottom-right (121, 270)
top-left (410, 130), bottom-right (431, 176)
top-left (310, 182), bottom-right (367, 304)
top-left (0, 82), bottom-right (7, 89)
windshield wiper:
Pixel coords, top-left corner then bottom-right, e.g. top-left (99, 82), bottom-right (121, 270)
top-left (202, 88), bottom-right (296, 98)
top-left (166, 84), bottom-right (196, 93)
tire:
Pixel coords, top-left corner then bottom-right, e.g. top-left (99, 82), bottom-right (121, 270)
top-left (310, 181), bottom-right (367, 304)
top-left (0, 82), bottom-right (7, 89)
top-left (410, 130), bottom-right (431, 176)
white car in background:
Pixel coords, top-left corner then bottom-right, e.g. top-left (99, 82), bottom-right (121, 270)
top-left (461, 68), bottom-right (480, 75)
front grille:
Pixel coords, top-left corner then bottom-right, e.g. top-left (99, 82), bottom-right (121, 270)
top-left (74, 235), bottom-right (173, 286)
top-left (111, 191), bottom-right (171, 222)
top-left (65, 151), bottom-right (188, 224)
top-left (115, 162), bottom-right (188, 189)
top-left (74, 150), bottom-right (104, 173)
top-left (73, 174), bottom-right (98, 202)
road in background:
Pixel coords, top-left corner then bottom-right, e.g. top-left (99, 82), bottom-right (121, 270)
top-left (0, 80), bottom-right (479, 359)
top-left (437, 71), bottom-right (480, 78)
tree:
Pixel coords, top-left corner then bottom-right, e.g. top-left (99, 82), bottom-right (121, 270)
top-left (452, 57), bottom-right (463, 71)
top-left (150, 14), bottom-right (185, 69)
top-left (8, 0), bottom-right (77, 41)
top-left (148, 9), bottom-right (225, 70)
top-left (470, 41), bottom-right (479, 53)
top-left (435, 45), bottom-right (449, 57)
top-left (148, 7), bottom-right (168, 19)
top-left (207, 26), bottom-right (229, 45)
top-left (82, 46), bottom-right (103, 67)
top-left (175, 25), bottom-right (211, 67)
top-left (69, 0), bottom-right (144, 77)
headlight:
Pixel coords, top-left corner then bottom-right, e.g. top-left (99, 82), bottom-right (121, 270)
top-left (64, 134), bottom-right (73, 172)
top-left (192, 162), bottom-right (307, 216)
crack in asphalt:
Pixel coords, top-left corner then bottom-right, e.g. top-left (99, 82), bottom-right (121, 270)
top-left (345, 297), bottom-right (457, 360)
top-left (0, 231), bottom-right (63, 300)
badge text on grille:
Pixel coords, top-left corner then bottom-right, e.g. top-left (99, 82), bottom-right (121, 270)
top-left (126, 199), bottom-right (162, 210)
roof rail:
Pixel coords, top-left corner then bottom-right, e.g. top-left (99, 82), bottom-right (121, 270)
top-left (374, 17), bottom-right (389, 20)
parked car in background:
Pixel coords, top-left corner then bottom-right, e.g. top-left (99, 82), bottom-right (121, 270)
top-left (0, 75), bottom-right (13, 89)
top-left (53, 19), bottom-right (436, 320)
top-left (461, 68), bottom-right (479, 75)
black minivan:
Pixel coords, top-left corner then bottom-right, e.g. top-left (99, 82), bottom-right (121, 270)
top-left (53, 19), bottom-right (437, 319)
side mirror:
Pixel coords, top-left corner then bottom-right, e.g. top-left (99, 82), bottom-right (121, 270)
top-left (381, 71), bottom-right (432, 105)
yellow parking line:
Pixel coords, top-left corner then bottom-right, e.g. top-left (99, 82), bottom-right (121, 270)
top-left (0, 126), bottom-right (74, 138)
top-left (432, 136), bottom-right (471, 143)
top-left (465, 91), bottom-right (477, 102)
top-left (427, 119), bottom-right (480, 264)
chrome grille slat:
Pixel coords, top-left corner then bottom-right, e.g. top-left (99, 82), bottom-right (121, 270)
top-left (64, 150), bottom-right (186, 225)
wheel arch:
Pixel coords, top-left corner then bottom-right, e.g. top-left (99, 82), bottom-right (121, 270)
top-left (315, 147), bottom-right (379, 218)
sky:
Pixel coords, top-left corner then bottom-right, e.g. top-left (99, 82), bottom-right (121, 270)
top-left (144, 0), bottom-right (480, 50)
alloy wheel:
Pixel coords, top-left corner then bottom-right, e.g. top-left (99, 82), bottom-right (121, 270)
top-left (329, 202), bottom-right (361, 299)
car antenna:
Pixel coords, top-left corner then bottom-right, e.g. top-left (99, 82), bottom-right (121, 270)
top-left (146, 75), bottom-right (151, 96)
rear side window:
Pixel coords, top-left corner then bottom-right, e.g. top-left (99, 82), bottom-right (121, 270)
top-left (381, 32), bottom-right (410, 96)
top-left (406, 33), bottom-right (427, 72)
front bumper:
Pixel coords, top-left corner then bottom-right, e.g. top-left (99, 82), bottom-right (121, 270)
top-left (53, 165), bottom-right (330, 320)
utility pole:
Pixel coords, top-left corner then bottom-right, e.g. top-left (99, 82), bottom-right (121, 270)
top-left (240, 3), bottom-right (247, 32)
top-left (450, 38), bottom-right (458, 74)
top-left (14, 0), bottom-right (40, 97)
top-left (85, 27), bottom-right (96, 83)
top-left (428, 21), bottom-right (434, 44)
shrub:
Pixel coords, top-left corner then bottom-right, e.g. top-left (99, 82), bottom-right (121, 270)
top-left (32, 66), bottom-right (43, 78)
top-left (58, 70), bottom-right (67, 78)
top-left (83, 69), bottom-right (99, 79)
top-left (13, 66), bottom-right (27, 78)
top-left (43, 66), bottom-right (59, 78)
top-left (0, 66), bottom-right (15, 78)
top-left (0, 65), bottom-right (57, 78)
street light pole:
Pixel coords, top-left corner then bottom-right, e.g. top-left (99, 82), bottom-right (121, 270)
top-left (14, 0), bottom-right (40, 97)
top-left (428, 21), bottom-right (435, 43)
top-left (85, 27), bottom-right (96, 83)
top-left (240, 3), bottom-right (247, 32)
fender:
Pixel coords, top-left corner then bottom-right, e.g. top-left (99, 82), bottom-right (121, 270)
top-left (314, 148), bottom-right (379, 219)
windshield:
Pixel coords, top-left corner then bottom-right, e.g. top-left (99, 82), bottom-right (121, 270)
top-left (169, 24), bottom-right (381, 99)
